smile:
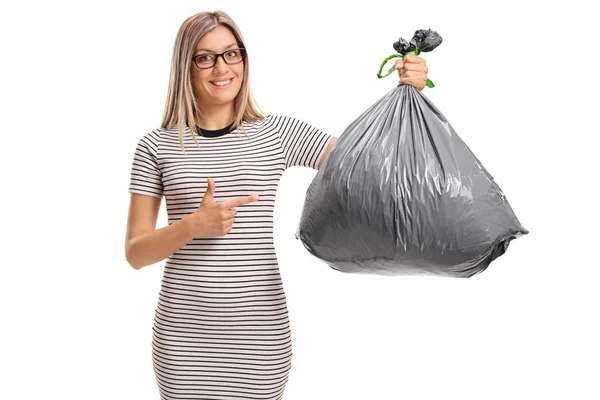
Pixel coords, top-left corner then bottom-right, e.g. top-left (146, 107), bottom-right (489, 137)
top-left (210, 78), bottom-right (233, 88)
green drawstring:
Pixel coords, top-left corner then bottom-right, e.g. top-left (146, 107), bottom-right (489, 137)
top-left (377, 45), bottom-right (435, 88)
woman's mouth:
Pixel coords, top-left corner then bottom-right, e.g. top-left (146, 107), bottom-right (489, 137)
top-left (210, 78), bottom-right (233, 88)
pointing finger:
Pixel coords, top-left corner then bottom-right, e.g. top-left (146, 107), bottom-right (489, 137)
top-left (222, 194), bottom-right (260, 209)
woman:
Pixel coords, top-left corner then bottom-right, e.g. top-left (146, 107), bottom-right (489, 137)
top-left (125, 9), bottom-right (429, 400)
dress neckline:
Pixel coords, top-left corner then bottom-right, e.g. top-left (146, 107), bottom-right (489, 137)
top-left (196, 122), bottom-right (235, 138)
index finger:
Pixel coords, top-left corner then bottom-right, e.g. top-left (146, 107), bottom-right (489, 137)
top-left (222, 194), bottom-right (260, 209)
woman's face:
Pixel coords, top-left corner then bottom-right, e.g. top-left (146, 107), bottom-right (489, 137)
top-left (191, 26), bottom-right (244, 109)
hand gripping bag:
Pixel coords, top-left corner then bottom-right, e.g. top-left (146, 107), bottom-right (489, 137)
top-left (295, 30), bottom-right (528, 278)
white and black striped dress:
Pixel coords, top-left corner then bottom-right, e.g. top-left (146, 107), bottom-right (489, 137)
top-left (128, 114), bottom-right (333, 400)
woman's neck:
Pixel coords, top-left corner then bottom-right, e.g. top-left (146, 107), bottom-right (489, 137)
top-left (195, 102), bottom-right (236, 130)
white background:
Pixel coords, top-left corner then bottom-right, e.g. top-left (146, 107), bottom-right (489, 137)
top-left (1, 1), bottom-right (599, 399)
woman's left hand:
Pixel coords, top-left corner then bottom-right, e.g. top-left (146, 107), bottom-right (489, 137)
top-left (395, 55), bottom-right (428, 91)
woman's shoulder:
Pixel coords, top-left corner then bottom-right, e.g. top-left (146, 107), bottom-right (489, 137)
top-left (261, 114), bottom-right (323, 133)
top-left (132, 126), bottom-right (185, 152)
top-left (243, 114), bottom-right (305, 133)
top-left (134, 127), bottom-right (164, 146)
top-left (239, 114), bottom-right (279, 132)
top-left (141, 124), bottom-right (194, 142)
top-left (253, 114), bottom-right (307, 129)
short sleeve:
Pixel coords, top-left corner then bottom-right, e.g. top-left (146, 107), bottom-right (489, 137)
top-left (128, 132), bottom-right (163, 198)
top-left (273, 115), bottom-right (334, 170)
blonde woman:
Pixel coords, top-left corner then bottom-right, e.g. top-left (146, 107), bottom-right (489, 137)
top-left (125, 9), bottom-right (429, 400)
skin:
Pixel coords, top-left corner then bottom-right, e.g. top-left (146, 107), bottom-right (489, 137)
top-left (125, 26), bottom-right (430, 269)
top-left (395, 54), bottom-right (429, 90)
top-left (191, 26), bottom-right (245, 130)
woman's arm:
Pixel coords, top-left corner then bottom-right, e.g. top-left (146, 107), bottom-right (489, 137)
top-left (317, 136), bottom-right (338, 169)
top-left (125, 193), bottom-right (194, 270)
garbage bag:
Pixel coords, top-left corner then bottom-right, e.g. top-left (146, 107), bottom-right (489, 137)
top-left (295, 30), bottom-right (528, 278)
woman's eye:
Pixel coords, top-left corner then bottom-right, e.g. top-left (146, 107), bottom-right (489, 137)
top-left (226, 51), bottom-right (237, 57)
top-left (200, 55), bottom-right (213, 61)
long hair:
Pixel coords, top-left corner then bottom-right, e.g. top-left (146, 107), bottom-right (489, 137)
top-left (160, 10), bottom-right (267, 152)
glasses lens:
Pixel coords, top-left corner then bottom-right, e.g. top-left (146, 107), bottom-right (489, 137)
top-left (195, 54), bottom-right (215, 68)
top-left (224, 49), bottom-right (243, 64)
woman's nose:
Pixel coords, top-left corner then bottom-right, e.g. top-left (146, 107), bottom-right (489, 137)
top-left (213, 55), bottom-right (229, 71)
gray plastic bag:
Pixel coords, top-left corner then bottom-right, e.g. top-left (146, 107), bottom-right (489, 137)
top-left (295, 30), bottom-right (528, 278)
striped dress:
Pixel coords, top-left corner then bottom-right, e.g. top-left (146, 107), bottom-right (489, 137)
top-left (128, 114), bottom-right (333, 400)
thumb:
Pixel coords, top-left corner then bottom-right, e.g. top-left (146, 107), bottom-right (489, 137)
top-left (201, 177), bottom-right (215, 205)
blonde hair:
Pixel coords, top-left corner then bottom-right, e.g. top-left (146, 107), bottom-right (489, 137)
top-left (160, 10), bottom-right (267, 152)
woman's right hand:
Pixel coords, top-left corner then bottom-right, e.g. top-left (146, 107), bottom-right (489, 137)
top-left (182, 177), bottom-right (260, 237)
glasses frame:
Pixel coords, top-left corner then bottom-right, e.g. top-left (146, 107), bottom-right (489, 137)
top-left (192, 47), bottom-right (246, 70)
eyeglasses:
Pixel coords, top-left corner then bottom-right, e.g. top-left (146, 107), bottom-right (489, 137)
top-left (192, 48), bottom-right (246, 69)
